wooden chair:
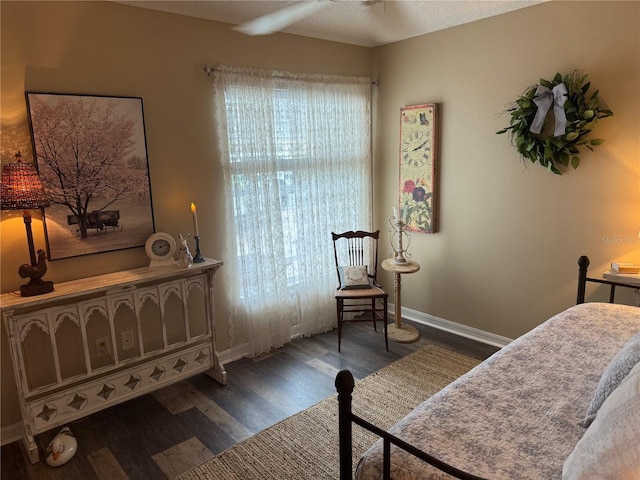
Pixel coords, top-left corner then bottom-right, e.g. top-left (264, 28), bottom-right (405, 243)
top-left (331, 230), bottom-right (388, 352)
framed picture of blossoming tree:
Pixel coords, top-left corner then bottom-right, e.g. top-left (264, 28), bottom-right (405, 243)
top-left (399, 103), bottom-right (438, 233)
top-left (26, 92), bottom-right (155, 260)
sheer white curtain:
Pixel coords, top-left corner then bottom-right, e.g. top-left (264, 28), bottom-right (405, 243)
top-left (213, 65), bottom-right (372, 356)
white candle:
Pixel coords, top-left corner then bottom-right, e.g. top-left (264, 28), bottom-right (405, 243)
top-left (392, 206), bottom-right (398, 219)
top-left (191, 203), bottom-right (200, 237)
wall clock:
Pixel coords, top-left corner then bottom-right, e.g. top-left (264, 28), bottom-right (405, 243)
top-left (399, 103), bottom-right (438, 234)
top-left (145, 232), bottom-right (178, 269)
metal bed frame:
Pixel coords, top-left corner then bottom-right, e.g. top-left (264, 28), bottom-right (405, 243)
top-left (576, 255), bottom-right (639, 304)
top-left (335, 369), bottom-right (486, 480)
top-left (335, 254), bottom-right (638, 480)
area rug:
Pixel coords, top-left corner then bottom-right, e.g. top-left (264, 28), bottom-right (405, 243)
top-left (177, 345), bottom-right (480, 480)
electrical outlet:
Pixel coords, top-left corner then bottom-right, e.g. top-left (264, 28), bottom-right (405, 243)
top-left (121, 330), bottom-right (134, 351)
top-left (96, 337), bottom-right (110, 357)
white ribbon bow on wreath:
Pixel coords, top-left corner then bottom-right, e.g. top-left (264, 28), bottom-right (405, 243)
top-left (529, 83), bottom-right (568, 137)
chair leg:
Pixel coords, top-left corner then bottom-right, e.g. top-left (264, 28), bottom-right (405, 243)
top-left (371, 298), bottom-right (377, 332)
top-left (337, 299), bottom-right (342, 352)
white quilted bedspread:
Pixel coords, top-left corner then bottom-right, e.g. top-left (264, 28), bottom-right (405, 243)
top-left (355, 303), bottom-right (640, 480)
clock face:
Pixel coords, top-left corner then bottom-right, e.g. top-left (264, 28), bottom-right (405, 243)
top-left (402, 131), bottom-right (432, 167)
top-left (151, 239), bottom-right (171, 257)
top-left (145, 232), bottom-right (177, 268)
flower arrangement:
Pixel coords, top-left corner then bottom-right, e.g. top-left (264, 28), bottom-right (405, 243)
top-left (401, 177), bottom-right (433, 233)
top-left (496, 71), bottom-right (613, 174)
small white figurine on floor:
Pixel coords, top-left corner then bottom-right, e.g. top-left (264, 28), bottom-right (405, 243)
top-left (178, 233), bottom-right (193, 268)
top-left (45, 426), bottom-right (77, 467)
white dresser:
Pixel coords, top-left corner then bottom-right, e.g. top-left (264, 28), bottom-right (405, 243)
top-left (0, 259), bottom-right (225, 463)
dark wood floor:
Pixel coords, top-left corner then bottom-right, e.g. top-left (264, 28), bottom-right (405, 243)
top-left (1, 320), bottom-right (499, 480)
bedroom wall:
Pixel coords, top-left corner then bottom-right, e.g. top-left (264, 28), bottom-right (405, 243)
top-left (372, 1), bottom-right (640, 338)
top-left (1, 0), bottom-right (638, 433)
top-left (0, 0), bottom-right (371, 431)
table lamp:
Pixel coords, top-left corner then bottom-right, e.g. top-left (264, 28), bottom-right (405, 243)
top-left (1, 152), bottom-right (54, 296)
top-left (389, 206), bottom-right (412, 264)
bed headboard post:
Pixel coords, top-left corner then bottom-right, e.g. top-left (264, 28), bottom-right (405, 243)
top-left (336, 369), bottom-right (356, 480)
top-left (577, 255), bottom-right (590, 304)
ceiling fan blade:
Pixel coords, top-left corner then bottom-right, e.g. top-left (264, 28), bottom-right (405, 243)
top-left (234, 1), bottom-right (329, 36)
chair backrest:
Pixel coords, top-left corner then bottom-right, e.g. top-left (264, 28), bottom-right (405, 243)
top-left (331, 230), bottom-right (381, 287)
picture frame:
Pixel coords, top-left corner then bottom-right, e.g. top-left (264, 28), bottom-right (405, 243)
top-left (399, 103), bottom-right (438, 233)
top-left (26, 92), bottom-right (155, 260)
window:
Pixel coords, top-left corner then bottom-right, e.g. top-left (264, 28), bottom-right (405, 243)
top-left (214, 66), bottom-right (372, 355)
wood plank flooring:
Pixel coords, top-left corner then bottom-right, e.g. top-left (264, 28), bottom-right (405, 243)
top-left (1, 321), bottom-right (499, 480)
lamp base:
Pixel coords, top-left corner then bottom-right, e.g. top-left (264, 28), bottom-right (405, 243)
top-left (20, 279), bottom-right (54, 297)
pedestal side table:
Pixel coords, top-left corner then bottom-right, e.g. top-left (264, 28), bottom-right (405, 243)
top-left (381, 258), bottom-right (420, 343)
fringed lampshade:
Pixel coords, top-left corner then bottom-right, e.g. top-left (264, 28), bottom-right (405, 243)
top-left (0, 152), bottom-right (54, 297)
top-left (1, 152), bottom-right (50, 211)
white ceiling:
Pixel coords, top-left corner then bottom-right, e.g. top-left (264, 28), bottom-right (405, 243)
top-left (116, 0), bottom-right (545, 47)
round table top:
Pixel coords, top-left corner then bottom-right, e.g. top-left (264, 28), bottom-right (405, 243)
top-left (381, 258), bottom-right (420, 274)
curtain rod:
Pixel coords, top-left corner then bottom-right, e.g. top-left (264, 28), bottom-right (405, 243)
top-left (203, 65), bottom-right (379, 85)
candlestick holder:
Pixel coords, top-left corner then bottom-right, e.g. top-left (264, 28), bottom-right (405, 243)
top-left (389, 214), bottom-right (412, 264)
top-left (193, 235), bottom-right (205, 263)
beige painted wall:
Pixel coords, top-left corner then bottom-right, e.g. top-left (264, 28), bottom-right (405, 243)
top-left (1, 0), bottom-right (638, 432)
top-left (0, 0), bottom-right (371, 430)
top-left (373, 1), bottom-right (640, 338)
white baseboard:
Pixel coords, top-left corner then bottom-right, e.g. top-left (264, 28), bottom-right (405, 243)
top-left (393, 303), bottom-right (513, 348)
top-left (217, 342), bottom-right (252, 365)
top-left (215, 306), bottom-right (512, 364)
top-left (1, 422), bottom-right (23, 446)
top-left (2, 308), bottom-right (510, 446)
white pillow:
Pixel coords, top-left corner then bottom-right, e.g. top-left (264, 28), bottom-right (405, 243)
top-left (338, 265), bottom-right (370, 289)
top-left (582, 331), bottom-right (640, 427)
top-left (563, 361), bottom-right (640, 480)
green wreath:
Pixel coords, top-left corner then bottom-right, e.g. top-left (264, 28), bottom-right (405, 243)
top-left (497, 71), bottom-right (613, 174)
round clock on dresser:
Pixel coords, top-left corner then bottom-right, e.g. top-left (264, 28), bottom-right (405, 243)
top-left (145, 232), bottom-right (178, 269)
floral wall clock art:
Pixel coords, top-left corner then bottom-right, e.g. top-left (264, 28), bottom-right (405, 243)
top-left (399, 103), bottom-right (439, 233)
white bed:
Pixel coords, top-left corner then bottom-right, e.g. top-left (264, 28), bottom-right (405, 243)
top-left (351, 302), bottom-right (639, 479)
